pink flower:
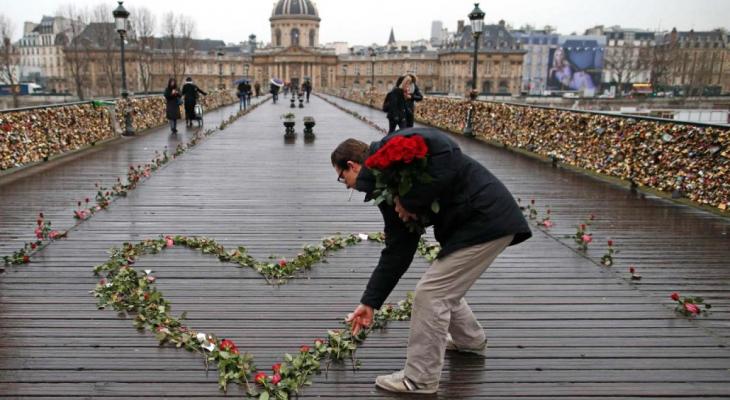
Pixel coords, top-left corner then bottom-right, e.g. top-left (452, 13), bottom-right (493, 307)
top-left (542, 220), bottom-right (554, 228)
top-left (165, 236), bottom-right (174, 248)
top-left (581, 234), bottom-right (592, 244)
top-left (37, 218), bottom-right (43, 226)
top-left (49, 230), bottom-right (60, 239)
top-left (272, 363), bottom-right (282, 374)
top-left (300, 345), bottom-right (310, 353)
top-left (671, 292), bottom-right (680, 301)
top-left (314, 338), bottom-right (325, 346)
top-left (271, 373), bottom-right (282, 385)
top-left (146, 276), bottom-right (156, 283)
top-left (684, 303), bottom-right (700, 315)
top-left (580, 224), bottom-right (586, 231)
top-left (278, 258), bottom-right (287, 267)
top-left (34, 227), bottom-right (43, 239)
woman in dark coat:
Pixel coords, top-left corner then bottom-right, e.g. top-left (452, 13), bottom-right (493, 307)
top-left (382, 75), bottom-right (410, 133)
top-left (163, 78), bottom-right (182, 133)
top-left (396, 74), bottom-right (424, 128)
top-left (181, 77), bottom-right (207, 127)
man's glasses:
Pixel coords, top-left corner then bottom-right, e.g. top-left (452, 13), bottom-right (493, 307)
top-left (337, 169), bottom-right (346, 183)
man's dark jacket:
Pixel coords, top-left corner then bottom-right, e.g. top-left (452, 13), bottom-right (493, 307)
top-left (355, 127), bottom-right (531, 309)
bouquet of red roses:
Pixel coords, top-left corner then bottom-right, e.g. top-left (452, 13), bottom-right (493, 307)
top-left (365, 134), bottom-right (437, 232)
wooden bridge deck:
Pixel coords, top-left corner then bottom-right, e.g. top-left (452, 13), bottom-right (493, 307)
top-left (0, 94), bottom-right (729, 399)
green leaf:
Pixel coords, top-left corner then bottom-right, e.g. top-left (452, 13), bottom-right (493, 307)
top-left (430, 200), bottom-right (440, 214)
top-left (259, 392), bottom-right (270, 400)
top-left (398, 180), bottom-right (412, 197)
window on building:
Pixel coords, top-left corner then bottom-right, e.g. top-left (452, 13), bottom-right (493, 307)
top-left (500, 61), bottom-right (508, 75)
top-left (290, 28), bottom-right (300, 47)
top-left (309, 29), bottom-right (315, 47)
top-left (275, 29), bottom-right (281, 46)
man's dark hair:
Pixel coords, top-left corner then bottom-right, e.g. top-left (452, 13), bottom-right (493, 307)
top-left (331, 138), bottom-right (369, 170)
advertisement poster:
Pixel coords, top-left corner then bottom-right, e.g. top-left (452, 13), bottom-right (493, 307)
top-left (547, 36), bottom-right (605, 92)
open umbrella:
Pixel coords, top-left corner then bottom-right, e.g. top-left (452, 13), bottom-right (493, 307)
top-left (233, 78), bottom-right (250, 85)
top-left (270, 78), bottom-right (284, 87)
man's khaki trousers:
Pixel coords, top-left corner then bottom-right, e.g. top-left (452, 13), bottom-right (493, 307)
top-left (404, 234), bottom-right (514, 383)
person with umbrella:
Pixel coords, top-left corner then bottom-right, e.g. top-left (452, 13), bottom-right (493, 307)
top-left (270, 78), bottom-right (283, 104)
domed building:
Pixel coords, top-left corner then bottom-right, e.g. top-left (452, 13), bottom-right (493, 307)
top-left (270, 0), bottom-right (320, 48)
top-left (251, 0), bottom-right (337, 90)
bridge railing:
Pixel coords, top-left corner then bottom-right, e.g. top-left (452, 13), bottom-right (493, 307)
top-left (0, 91), bottom-right (237, 173)
top-left (324, 89), bottom-right (729, 213)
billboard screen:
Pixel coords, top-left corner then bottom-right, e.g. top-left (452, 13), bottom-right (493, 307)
top-left (547, 37), bottom-right (605, 91)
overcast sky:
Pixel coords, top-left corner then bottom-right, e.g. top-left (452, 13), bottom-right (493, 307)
top-left (2, 0), bottom-right (728, 45)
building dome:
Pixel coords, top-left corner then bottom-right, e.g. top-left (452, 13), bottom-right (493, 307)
top-left (271, 0), bottom-right (320, 21)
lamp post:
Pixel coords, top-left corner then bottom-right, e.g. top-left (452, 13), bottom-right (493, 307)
top-left (368, 47), bottom-right (376, 92)
top-left (341, 64), bottom-right (347, 89)
top-left (113, 1), bottom-right (133, 136)
top-left (463, 2), bottom-right (484, 137)
top-left (244, 63), bottom-right (250, 81)
top-left (216, 49), bottom-right (225, 89)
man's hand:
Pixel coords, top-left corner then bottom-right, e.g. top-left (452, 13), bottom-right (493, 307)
top-left (345, 304), bottom-right (374, 336)
top-left (394, 197), bottom-right (417, 222)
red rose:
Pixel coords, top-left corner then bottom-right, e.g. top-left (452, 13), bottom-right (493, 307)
top-left (37, 218), bottom-right (43, 226)
top-left (670, 292), bottom-right (680, 301)
top-left (629, 266), bottom-right (636, 274)
top-left (220, 339), bottom-right (239, 354)
top-left (22, 255), bottom-right (30, 263)
top-left (314, 338), bottom-right (324, 346)
top-left (580, 224), bottom-right (586, 231)
top-left (300, 345), bottom-right (310, 353)
top-left (272, 363), bottom-right (282, 374)
top-left (278, 258), bottom-right (287, 267)
top-left (39, 212), bottom-right (44, 219)
top-left (254, 372), bottom-right (267, 384)
top-left (607, 240), bottom-right (613, 247)
top-left (271, 373), bottom-right (282, 385)
top-left (684, 303), bottom-right (700, 315)
top-left (85, 198), bottom-right (89, 203)
top-left (31, 243), bottom-right (37, 249)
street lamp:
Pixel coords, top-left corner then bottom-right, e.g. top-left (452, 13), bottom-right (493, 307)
top-left (341, 64), bottom-right (347, 88)
top-left (113, 1), bottom-right (133, 136)
top-left (216, 48), bottom-right (225, 89)
top-left (368, 47), bottom-right (376, 92)
top-left (463, 2), bottom-right (484, 137)
top-left (244, 63), bottom-right (250, 81)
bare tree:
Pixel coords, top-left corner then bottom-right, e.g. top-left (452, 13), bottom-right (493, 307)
top-left (57, 4), bottom-right (90, 100)
top-left (605, 41), bottom-right (640, 96)
top-left (178, 15), bottom-right (196, 80)
top-left (129, 6), bottom-right (156, 93)
top-left (162, 12), bottom-right (181, 83)
top-left (90, 3), bottom-right (119, 97)
top-left (0, 13), bottom-right (20, 108)
top-left (650, 32), bottom-right (678, 92)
